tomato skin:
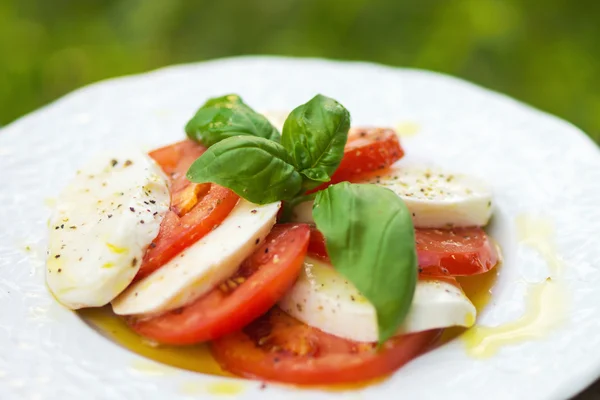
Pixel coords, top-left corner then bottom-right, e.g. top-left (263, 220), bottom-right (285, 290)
top-left (136, 140), bottom-right (239, 280)
top-left (416, 228), bottom-right (499, 276)
top-left (308, 226), bottom-right (498, 276)
top-left (211, 308), bottom-right (440, 385)
top-left (127, 224), bottom-right (310, 345)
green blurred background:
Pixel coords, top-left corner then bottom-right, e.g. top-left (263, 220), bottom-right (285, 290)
top-left (1, 0), bottom-right (599, 143)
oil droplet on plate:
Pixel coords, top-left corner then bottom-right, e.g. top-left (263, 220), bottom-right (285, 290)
top-left (462, 215), bottom-right (567, 357)
top-left (206, 381), bottom-right (245, 396)
top-left (394, 122), bottom-right (420, 138)
top-left (130, 359), bottom-right (175, 376)
top-left (180, 380), bottom-right (245, 396)
top-left (79, 306), bottom-right (230, 377)
top-left (463, 280), bottom-right (567, 358)
top-left (515, 215), bottom-right (562, 276)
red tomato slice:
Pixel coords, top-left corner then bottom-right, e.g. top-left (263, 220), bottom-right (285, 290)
top-left (333, 127), bottom-right (404, 182)
top-left (136, 140), bottom-right (239, 280)
top-left (211, 307), bottom-right (440, 385)
top-left (309, 127), bottom-right (404, 192)
top-left (308, 226), bottom-right (498, 276)
top-left (127, 224), bottom-right (310, 345)
top-left (416, 227), bottom-right (499, 276)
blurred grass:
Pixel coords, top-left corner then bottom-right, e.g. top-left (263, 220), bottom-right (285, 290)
top-left (1, 0), bottom-right (598, 143)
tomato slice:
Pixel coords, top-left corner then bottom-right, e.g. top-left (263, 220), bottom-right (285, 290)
top-left (127, 224), bottom-right (310, 345)
top-left (334, 127), bottom-right (404, 181)
top-left (308, 128), bottom-right (404, 193)
top-left (308, 226), bottom-right (498, 276)
top-left (416, 227), bottom-right (499, 276)
top-left (136, 140), bottom-right (239, 280)
top-left (211, 307), bottom-right (440, 385)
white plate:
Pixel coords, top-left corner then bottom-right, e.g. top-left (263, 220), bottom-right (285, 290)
top-left (1, 57), bottom-right (599, 400)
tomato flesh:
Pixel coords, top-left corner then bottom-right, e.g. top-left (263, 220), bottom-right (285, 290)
top-left (127, 224), bottom-right (310, 345)
top-left (135, 140), bottom-right (239, 280)
top-left (211, 307), bottom-right (440, 385)
top-left (308, 226), bottom-right (498, 276)
top-left (416, 227), bottom-right (499, 276)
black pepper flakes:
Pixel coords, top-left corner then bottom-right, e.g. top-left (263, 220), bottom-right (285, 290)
top-left (129, 207), bottom-right (135, 212)
top-left (255, 238), bottom-right (260, 245)
top-left (251, 209), bottom-right (257, 214)
top-left (110, 159), bottom-right (118, 167)
top-left (108, 214), bottom-right (113, 218)
top-left (140, 220), bottom-right (145, 224)
top-left (124, 160), bottom-right (133, 167)
top-left (149, 200), bottom-right (156, 204)
top-left (131, 258), bottom-right (138, 267)
top-left (54, 254), bottom-right (61, 259)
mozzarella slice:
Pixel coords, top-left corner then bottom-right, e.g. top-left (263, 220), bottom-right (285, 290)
top-left (112, 199), bottom-right (280, 316)
top-left (278, 257), bottom-right (476, 342)
top-left (46, 151), bottom-right (170, 309)
top-left (363, 165), bottom-right (492, 228)
top-left (290, 166), bottom-right (492, 228)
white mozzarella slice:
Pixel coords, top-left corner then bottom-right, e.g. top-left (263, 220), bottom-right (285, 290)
top-left (290, 166), bottom-right (493, 228)
top-left (363, 165), bottom-right (492, 228)
top-left (46, 151), bottom-right (170, 309)
top-left (112, 199), bottom-right (280, 316)
top-left (278, 257), bottom-right (476, 342)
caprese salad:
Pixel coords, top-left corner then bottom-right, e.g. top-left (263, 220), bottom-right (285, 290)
top-left (46, 94), bottom-right (499, 385)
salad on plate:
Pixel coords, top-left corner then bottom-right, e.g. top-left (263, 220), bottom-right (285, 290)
top-left (46, 94), bottom-right (500, 385)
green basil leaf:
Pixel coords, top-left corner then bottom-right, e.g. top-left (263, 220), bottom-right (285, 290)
top-left (185, 94), bottom-right (280, 147)
top-left (312, 182), bottom-right (418, 344)
top-left (281, 94), bottom-right (350, 188)
top-left (202, 94), bottom-right (244, 108)
top-left (186, 136), bottom-right (302, 204)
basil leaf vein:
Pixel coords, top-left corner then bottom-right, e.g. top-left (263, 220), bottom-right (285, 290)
top-left (185, 94), bottom-right (280, 147)
top-left (312, 182), bottom-right (418, 343)
top-left (186, 136), bottom-right (302, 204)
top-left (281, 94), bottom-right (350, 188)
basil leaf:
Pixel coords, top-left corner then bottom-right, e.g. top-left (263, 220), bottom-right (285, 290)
top-left (312, 182), bottom-right (417, 344)
top-left (186, 136), bottom-right (302, 204)
top-left (185, 94), bottom-right (280, 147)
top-left (281, 94), bottom-right (350, 188)
top-left (202, 94), bottom-right (244, 108)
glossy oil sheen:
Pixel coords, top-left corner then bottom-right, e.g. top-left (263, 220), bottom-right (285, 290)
top-left (80, 263), bottom-right (500, 384)
top-left (462, 215), bottom-right (567, 357)
top-left (438, 264), bottom-right (499, 344)
top-left (79, 307), bottom-right (230, 377)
